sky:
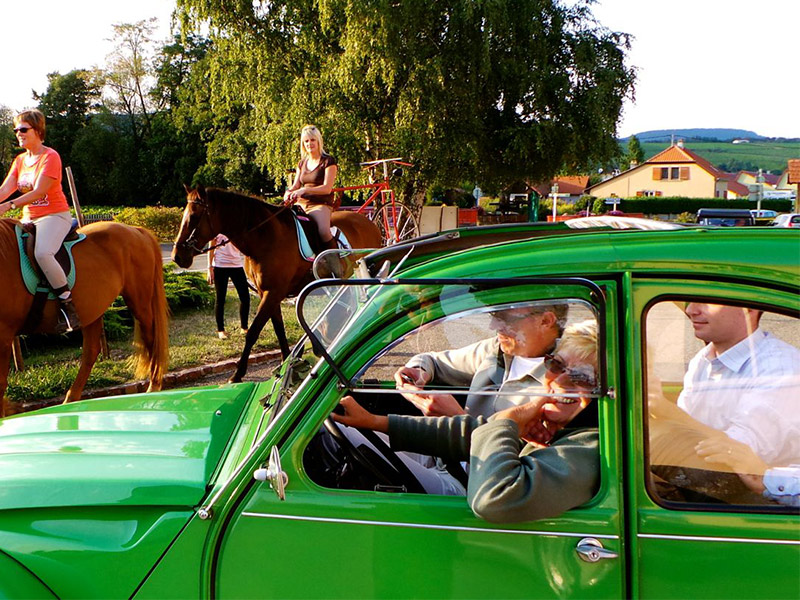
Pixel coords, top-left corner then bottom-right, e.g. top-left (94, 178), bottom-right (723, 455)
top-left (1, 0), bottom-right (797, 138)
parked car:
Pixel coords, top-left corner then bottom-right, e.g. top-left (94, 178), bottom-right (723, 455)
top-left (751, 209), bottom-right (778, 220)
top-left (1, 218), bottom-right (798, 599)
top-left (696, 208), bottom-right (755, 226)
top-left (772, 213), bottom-right (800, 228)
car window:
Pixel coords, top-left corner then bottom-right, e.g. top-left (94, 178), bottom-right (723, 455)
top-left (644, 299), bottom-right (800, 510)
top-left (303, 286), bottom-right (603, 499)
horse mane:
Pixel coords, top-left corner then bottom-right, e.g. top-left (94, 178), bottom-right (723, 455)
top-left (206, 187), bottom-right (293, 232)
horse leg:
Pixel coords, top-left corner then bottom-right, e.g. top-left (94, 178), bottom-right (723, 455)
top-left (272, 310), bottom-right (290, 359)
top-left (0, 342), bottom-right (11, 418)
top-left (64, 319), bottom-right (103, 404)
top-left (230, 292), bottom-right (283, 383)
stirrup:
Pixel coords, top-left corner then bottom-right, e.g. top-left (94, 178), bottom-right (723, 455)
top-left (55, 298), bottom-right (81, 334)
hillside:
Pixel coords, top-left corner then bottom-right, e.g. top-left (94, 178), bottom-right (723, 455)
top-left (618, 139), bottom-right (800, 175)
top-left (625, 128), bottom-right (764, 142)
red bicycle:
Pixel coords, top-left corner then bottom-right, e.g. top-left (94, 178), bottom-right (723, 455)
top-left (333, 157), bottom-right (419, 245)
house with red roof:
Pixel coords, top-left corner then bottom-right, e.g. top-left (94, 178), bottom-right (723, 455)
top-left (586, 142), bottom-right (728, 199)
top-left (529, 175), bottom-right (590, 201)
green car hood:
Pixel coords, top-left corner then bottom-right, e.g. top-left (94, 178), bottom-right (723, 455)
top-left (0, 384), bottom-right (257, 511)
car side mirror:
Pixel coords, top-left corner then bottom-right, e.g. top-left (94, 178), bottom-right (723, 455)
top-left (254, 446), bottom-right (289, 500)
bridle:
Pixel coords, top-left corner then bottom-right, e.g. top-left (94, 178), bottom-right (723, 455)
top-left (174, 191), bottom-right (294, 256)
top-left (174, 196), bottom-right (226, 256)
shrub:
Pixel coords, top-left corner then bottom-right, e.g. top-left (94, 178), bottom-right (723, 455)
top-left (675, 212), bottom-right (695, 223)
top-left (103, 267), bottom-right (213, 339)
top-left (162, 267), bottom-right (213, 311)
top-left (114, 206), bottom-right (183, 242)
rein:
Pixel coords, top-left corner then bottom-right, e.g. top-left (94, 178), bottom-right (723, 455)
top-left (176, 195), bottom-right (292, 256)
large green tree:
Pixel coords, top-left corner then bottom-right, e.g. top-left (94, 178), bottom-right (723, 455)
top-left (176, 0), bottom-right (634, 200)
top-left (33, 70), bottom-right (102, 171)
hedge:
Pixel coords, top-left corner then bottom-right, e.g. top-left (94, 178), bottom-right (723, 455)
top-left (113, 206), bottom-right (184, 242)
top-left (589, 197), bottom-right (793, 215)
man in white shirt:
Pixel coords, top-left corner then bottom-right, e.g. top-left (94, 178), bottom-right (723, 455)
top-left (677, 302), bottom-right (800, 467)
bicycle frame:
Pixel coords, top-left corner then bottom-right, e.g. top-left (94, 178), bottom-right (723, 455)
top-left (332, 158), bottom-right (414, 244)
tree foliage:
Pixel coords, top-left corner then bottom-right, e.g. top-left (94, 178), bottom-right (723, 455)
top-left (176, 0), bottom-right (635, 199)
top-left (622, 134), bottom-right (644, 168)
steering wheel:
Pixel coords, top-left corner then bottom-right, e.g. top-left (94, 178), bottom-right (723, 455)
top-left (324, 416), bottom-right (426, 493)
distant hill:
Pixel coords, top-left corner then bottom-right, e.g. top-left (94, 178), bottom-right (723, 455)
top-left (624, 128), bottom-right (764, 142)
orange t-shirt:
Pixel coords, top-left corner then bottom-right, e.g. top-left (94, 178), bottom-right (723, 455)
top-left (9, 147), bottom-right (70, 220)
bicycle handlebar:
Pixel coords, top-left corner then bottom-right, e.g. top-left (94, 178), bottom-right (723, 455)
top-left (359, 157), bottom-right (414, 168)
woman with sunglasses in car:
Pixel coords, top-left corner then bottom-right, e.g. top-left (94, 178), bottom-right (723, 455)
top-left (0, 109), bottom-right (79, 333)
top-left (335, 320), bottom-right (600, 522)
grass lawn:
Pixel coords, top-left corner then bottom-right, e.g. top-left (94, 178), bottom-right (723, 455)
top-left (6, 292), bottom-right (302, 406)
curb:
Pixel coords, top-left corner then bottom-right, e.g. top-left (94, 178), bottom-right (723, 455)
top-left (19, 349), bottom-right (283, 413)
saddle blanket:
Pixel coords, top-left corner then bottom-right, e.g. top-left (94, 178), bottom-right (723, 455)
top-left (16, 224), bottom-right (86, 298)
top-left (294, 217), bottom-right (352, 262)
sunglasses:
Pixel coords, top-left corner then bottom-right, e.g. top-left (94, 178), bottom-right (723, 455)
top-left (543, 353), bottom-right (596, 389)
top-left (13, 126), bottom-right (32, 134)
top-left (488, 310), bottom-right (541, 325)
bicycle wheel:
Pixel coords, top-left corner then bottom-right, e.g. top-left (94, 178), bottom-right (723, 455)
top-left (371, 203), bottom-right (419, 245)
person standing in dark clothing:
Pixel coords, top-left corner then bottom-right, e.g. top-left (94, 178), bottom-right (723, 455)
top-left (208, 234), bottom-right (250, 339)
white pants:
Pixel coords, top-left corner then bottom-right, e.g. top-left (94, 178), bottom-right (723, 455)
top-left (340, 426), bottom-right (466, 496)
top-left (30, 211), bottom-right (73, 290)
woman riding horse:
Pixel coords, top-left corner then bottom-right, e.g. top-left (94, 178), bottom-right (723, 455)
top-left (0, 109), bottom-right (80, 332)
top-left (173, 185), bottom-right (381, 381)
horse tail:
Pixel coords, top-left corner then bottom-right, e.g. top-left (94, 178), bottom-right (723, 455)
top-left (132, 228), bottom-right (170, 388)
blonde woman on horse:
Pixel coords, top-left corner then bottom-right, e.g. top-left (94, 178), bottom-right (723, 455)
top-left (282, 124), bottom-right (339, 251)
top-left (0, 109), bottom-right (79, 333)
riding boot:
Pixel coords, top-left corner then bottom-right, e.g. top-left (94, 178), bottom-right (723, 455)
top-left (53, 288), bottom-right (81, 334)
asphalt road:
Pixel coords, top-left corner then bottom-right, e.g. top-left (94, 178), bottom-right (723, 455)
top-left (161, 243), bottom-right (208, 272)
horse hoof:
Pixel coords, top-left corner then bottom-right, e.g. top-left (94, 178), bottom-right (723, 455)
top-left (228, 375), bottom-right (243, 384)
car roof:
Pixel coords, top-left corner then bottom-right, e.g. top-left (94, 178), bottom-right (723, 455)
top-left (365, 220), bottom-right (798, 287)
top-left (363, 217), bottom-right (682, 276)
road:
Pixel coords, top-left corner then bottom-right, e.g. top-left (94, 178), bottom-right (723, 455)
top-left (160, 243), bottom-right (208, 272)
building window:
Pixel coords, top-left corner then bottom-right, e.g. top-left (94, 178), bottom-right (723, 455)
top-left (653, 167), bottom-right (690, 181)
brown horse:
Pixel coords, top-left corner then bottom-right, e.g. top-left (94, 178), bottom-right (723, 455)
top-left (0, 219), bottom-right (170, 418)
top-left (172, 185), bottom-right (381, 381)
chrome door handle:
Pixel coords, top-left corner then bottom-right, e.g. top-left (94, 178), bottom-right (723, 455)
top-left (576, 538), bottom-right (618, 563)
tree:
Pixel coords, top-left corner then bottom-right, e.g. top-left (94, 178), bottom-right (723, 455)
top-left (104, 19), bottom-right (161, 148)
top-left (623, 134), bottom-right (644, 169)
top-left (0, 106), bottom-right (19, 175)
top-left (33, 70), bottom-right (102, 170)
top-left (175, 0), bottom-right (635, 200)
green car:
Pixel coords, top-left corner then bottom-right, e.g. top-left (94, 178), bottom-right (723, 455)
top-left (1, 219), bottom-right (798, 599)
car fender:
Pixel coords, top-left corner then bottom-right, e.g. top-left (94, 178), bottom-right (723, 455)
top-left (0, 551), bottom-right (57, 599)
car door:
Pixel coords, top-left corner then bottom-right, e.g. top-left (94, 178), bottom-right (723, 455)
top-left (213, 279), bottom-right (627, 598)
top-left (630, 278), bottom-right (800, 599)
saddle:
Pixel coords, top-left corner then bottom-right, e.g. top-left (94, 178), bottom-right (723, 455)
top-left (291, 206), bottom-right (349, 262)
top-left (15, 221), bottom-right (85, 334)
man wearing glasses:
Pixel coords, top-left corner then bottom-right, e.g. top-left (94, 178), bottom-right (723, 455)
top-left (393, 303), bottom-right (568, 418)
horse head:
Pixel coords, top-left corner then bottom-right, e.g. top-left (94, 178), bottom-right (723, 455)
top-left (172, 184), bottom-right (218, 268)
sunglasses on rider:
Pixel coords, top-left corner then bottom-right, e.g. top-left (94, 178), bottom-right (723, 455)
top-left (543, 353), bottom-right (596, 389)
top-left (13, 127), bottom-right (32, 134)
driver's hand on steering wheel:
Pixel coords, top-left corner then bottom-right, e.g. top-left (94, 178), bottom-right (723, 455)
top-left (333, 396), bottom-right (389, 433)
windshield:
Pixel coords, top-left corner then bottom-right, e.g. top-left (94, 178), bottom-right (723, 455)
top-left (296, 278), bottom-right (607, 399)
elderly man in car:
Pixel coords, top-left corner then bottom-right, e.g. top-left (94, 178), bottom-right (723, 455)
top-left (393, 302), bottom-right (568, 419)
